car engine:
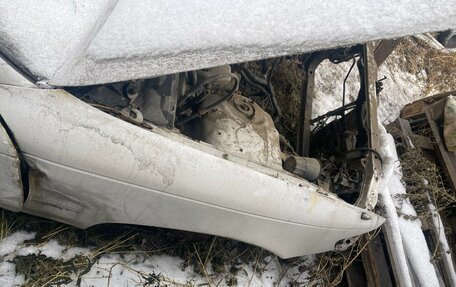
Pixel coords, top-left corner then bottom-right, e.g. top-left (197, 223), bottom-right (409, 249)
top-left (67, 45), bottom-right (381, 209)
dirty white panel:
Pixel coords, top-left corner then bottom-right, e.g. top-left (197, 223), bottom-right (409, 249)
top-left (0, 0), bottom-right (455, 86)
top-left (0, 58), bottom-right (35, 87)
top-left (0, 122), bottom-right (23, 211)
top-left (0, 84), bottom-right (384, 257)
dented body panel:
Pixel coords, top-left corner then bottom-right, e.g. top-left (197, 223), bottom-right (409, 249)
top-left (0, 85), bottom-right (384, 258)
top-left (0, 116), bottom-right (23, 211)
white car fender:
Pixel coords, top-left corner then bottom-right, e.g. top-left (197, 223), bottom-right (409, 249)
top-left (0, 84), bottom-right (384, 258)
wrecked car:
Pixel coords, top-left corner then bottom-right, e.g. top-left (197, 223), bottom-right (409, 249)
top-left (0, 1), bottom-right (455, 258)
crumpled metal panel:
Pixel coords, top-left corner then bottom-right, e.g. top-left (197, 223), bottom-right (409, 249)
top-left (200, 94), bottom-right (283, 170)
top-left (0, 117), bottom-right (23, 211)
top-left (0, 0), bottom-right (455, 86)
top-left (0, 84), bottom-right (384, 258)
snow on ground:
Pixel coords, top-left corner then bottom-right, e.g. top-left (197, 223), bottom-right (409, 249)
top-left (377, 125), bottom-right (440, 287)
top-left (0, 230), bottom-right (312, 286)
top-left (428, 201), bottom-right (456, 285)
top-left (79, 253), bottom-right (308, 287)
top-left (0, 230), bottom-right (205, 287)
top-left (377, 56), bottom-right (429, 124)
top-left (0, 232), bottom-right (35, 286)
top-left (312, 59), bottom-right (360, 120)
top-left (80, 253), bottom-right (207, 287)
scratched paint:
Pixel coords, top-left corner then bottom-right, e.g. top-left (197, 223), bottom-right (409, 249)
top-left (0, 121), bottom-right (23, 211)
top-left (0, 84), bottom-right (384, 258)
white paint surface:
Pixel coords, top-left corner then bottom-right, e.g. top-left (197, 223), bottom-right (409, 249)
top-left (0, 84), bottom-right (384, 259)
top-left (0, 122), bottom-right (23, 211)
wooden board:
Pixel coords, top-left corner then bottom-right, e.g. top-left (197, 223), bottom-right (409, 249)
top-left (361, 235), bottom-right (394, 287)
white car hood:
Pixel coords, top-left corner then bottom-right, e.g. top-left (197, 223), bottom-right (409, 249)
top-left (1, 0), bottom-right (456, 86)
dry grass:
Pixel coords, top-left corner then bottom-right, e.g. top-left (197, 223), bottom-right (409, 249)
top-left (396, 37), bottom-right (456, 94)
top-left (388, 126), bottom-right (456, 261)
top-left (397, 147), bottom-right (455, 219)
top-left (0, 211), bottom-right (142, 287)
top-left (307, 229), bottom-right (381, 287)
top-left (12, 254), bottom-right (92, 287)
top-left (0, 209), bottom-right (14, 240)
top-left (388, 127), bottom-right (456, 219)
top-left (0, 209), bottom-right (294, 287)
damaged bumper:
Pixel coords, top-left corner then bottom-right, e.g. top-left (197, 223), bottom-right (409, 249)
top-left (0, 85), bottom-right (384, 258)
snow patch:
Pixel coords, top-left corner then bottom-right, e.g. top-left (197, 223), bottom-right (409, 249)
top-left (0, 231), bottom-right (35, 257)
top-left (0, 262), bottom-right (24, 287)
top-left (377, 124), bottom-right (440, 287)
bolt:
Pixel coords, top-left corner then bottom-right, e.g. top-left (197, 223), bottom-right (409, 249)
top-left (361, 212), bottom-right (371, 220)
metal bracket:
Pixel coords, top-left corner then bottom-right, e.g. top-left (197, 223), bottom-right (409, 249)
top-left (296, 53), bottom-right (327, 156)
top-left (354, 43), bottom-right (382, 210)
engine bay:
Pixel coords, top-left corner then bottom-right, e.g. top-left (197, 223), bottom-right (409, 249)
top-left (67, 43), bottom-right (382, 210)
